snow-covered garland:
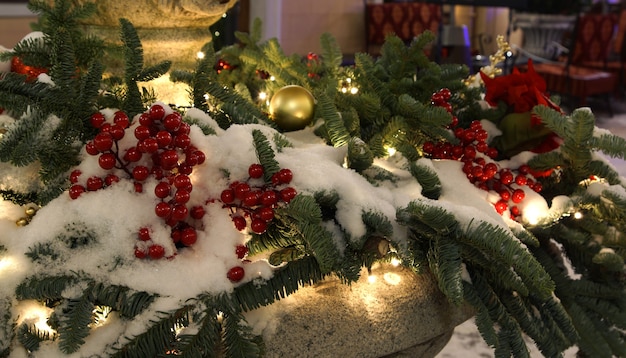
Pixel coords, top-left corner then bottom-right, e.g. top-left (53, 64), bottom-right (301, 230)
top-left (2, 8), bottom-right (626, 356)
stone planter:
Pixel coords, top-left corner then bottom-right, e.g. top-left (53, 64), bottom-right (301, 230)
top-left (73, 0), bottom-right (238, 72)
top-left (251, 263), bottom-right (474, 358)
top-left (512, 13), bottom-right (576, 59)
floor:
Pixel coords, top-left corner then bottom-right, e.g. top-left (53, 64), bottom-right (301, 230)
top-left (436, 96), bottom-right (626, 358)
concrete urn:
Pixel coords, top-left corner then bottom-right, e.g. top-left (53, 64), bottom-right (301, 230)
top-left (73, 0), bottom-right (238, 71)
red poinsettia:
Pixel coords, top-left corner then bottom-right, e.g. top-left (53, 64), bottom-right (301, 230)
top-left (480, 59), bottom-right (561, 158)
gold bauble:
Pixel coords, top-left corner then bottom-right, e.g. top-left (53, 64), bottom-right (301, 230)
top-left (268, 85), bottom-right (315, 131)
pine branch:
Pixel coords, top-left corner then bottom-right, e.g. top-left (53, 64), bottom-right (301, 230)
top-left (428, 236), bottom-right (463, 304)
top-left (251, 129), bottom-right (280, 183)
top-left (58, 289), bottom-right (95, 354)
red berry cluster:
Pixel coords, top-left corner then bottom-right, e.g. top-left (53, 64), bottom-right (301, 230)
top-left (424, 90), bottom-right (543, 220)
top-left (430, 88), bottom-right (458, 128)
top-left (226, 244), bottom-right (250, 282)
top-left (220, 163), bottom-right (297, 235)
top-left (305, 52), bottom-right (321, 80)
top-left (69, 104), bottom-right (208, 260)
top-left (214, 58), bottom-right (233, 74)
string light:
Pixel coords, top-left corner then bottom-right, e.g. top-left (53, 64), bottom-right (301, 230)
top-left (0, 257), bottom-right (13, 273)
top-left (386, 147), bottom-right (397, 157)
top-left (574, 211), bottom-right (583, 219)
top-left (367, 274), bottom-right (377, 284)
top-left (93, 305), bottom-right (112, 327)
top-left (390, 257), bottom-right (401, 267)
top-left (196, 51), bottom-right (205, 60)
top-left (17, 303), bottom-right (55, 335)
top-left (258, 91), bottom-right (267, 101)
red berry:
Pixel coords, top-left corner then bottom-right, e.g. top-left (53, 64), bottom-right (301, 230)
top-left (277, 168), bottom-right (293, 184)
top-left (178, 165), bottom-right (193, 175)
top-left (155, 202), bottom-right (172, 218)
top-left (234, 183), bottom-right (251, 201)
top-left (138, 227), bottom-right (151, 241)
top-left (174, 134), bottom-right (191, 149)
top-left (486, 148), bottom-right (499, 159)
top-left (105, 174), bottom-right (119, 186)
top-left (140, 138), bottom-right (159, 153)
top-left (248, 163), bottom-right (264, 179)
top-left (160, 150), bottom-right (179, 170)
top-left (86, 176), bottom-right (104, 191)
top-left (124, 148), bottom-right (141, 163)
top-left (463, 146), bottom-right (476, 160)
top-left (109, 124), bottom-right (125, 141)
top-left (499, 189), bottom-right (511, 201)
top-left (148, 244), bottom-right (165, 259)
top-left (149, 104), bottom-right (166, 121)
top-left (510, 206), bottom-right (521, 217)
top-left (235, 245), bottom-right (249, 259)
top-left (250, 219), bottom-right (267, 234)
top-left (512, 189), bottom-right (525, 204)
top-left (258, 207), bottom-right (274, 222)
top-left (469, 120), bottom-right (482, 131)
top-left (190, 205), bottom-right (205, 220)
top-left (133, 166), bottom-right (150, 181)
top-left (134, 247), bottom-right (147, 259)
top-left (500, 170), bottom-right (514, 185)
top-left (113, 111), bottom-right (130, 128)
top-left (93, 132), bottom-right (114, 152)
top-left (280, 187), bottom-right (297, 203)
top-left (221, 189), bottom-right (235, 204)
top-left (532, 182), bottom-right (543, 193)
top-left (475, 142), bottom-right (488, 153)
top-left (261, 190), bottom-right (278, 206)
top-left (475, 129), bottom-right (488, 142)
top-left (243, 191), bottom-right (260, 207)
top-left (90, 112), bottom-right (106, 129)
top-left (180, 227), bottom-right (197, 246)
top-left (232, 216), bottom-right (247, 231)
top-left (156, 130), bottom-right (173, 148)
top-left (471, 166), bottom-right (483, 179)
top-left (176, 122), bottom-right (191, 136)
top-left (494, 200), bottom-right (508, 215)
top-left (99, 153), bottom-right (116, 169)
top-left (174, 189), bottom-right (191, 204)
top-left (134, 182), bottom-right (143, 193)
top-left (193, 150), bottom-right (206, 165)
top-left (518, 165), bottom-right (530, 175)
top-left (171, 230), bottom-right (181, 244)
top-left (69, 169), bottom-right (81, 183)
top-left (164, 112), bottom-right (182, 132)
top-left (85, 142), bottom-right (99, 156)
top-left (422, 141), bottom-right (435, 154)
top-left (171, 204), bottom-right (189, 221)
top-left (515, 175), bottom-right (527, 186)
top-left (138, 113), bottom-right (152, 126)
top-left (227, 266), bottom-right (245, 282)
top-left (69, 185), bottom-right (85, 199)
top-left (173, 175), bottom-right (191, 189)
top-left (483, 163), bottom-right (498, 179)
top-left (154, 181), bottom-right (171, 199)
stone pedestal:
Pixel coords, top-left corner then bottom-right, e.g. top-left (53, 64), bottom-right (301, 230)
top-left (249, 263), bottom-right (474, 358)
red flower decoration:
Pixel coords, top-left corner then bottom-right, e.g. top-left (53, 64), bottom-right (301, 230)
top-left (480, 59), bottom-right (562, 155)
top-left (480, 59), bottom-right (561, 115)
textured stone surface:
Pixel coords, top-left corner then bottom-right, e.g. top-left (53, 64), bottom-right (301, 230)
top-left (74, 0), bottom-right (238, 71)
top-left (252, 263), bottom-right (474, 358)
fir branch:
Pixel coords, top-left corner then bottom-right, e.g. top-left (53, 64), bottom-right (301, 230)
top-left (315, 90), bottom-right (350, 147)
top-left (233, 256), bottom-right (327, 312)
top-left (319, 32), bottom-right (343, 71)
top-left (590, 133), bottom-right (626, 160)
top-left (15, 275), bottom-right (76, 301)
top-left (16, 324), bottom-right (54, 353)
top-left (220, 298), bottom-right (261, 358)
top-left (0, 189), bottom-right (38, 206)
top-left (464, 221), bottom-right (555, 301)
top-left (428, 236), bottom-right (463, 304)
top-left (251, 129), bottom-right (280, 183)
top-left (112, 306), bottom-right (191, 358)
top-left (346, 137), bottom-right (373, 172)
top-left (408, 161), bottom-right (442, 200)
top-left (58, 289), bottom-right (95, 354)
top-left (205, 81), bottom-right (270, 126)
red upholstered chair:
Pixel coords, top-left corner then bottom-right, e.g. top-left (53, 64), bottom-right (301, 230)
top-left (365, 2), bottom-right (441, 56)
top-left (531, 12), bottom-right (618, 108)
top-left (578, 9), bottom-right (626, 93)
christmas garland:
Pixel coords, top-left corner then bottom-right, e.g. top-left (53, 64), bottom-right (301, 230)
top-left (1, 1), bottom-right (626, 357)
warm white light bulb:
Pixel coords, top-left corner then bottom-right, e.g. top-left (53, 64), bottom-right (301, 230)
top-left (367, 275), bottom-right (377, 284)
top-left (196, 51), bottom-right (205, 59)
top-left (574, 211), bottom-right (583, 219)
top-left (386, 147), bottom-right (397, 156)
top-left (390, 258), bottom-right (401, 267)
top-left (258, 91), bottom-right (268, 101)
top-left (350, 87), bottom-right (358, 94)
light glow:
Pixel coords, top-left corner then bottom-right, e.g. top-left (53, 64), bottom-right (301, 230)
top-left (17, 303), bottom-right (56, 335)
top-left (386, 147), bottom-right (397, 156)
top-left (574, 211), bottom-right (583, 219)
top-left (383, 272), bottom-right (401, 285)
top-left (0, 257), bottom-right (13, 273)
top-left (390, 257), bottom-right (401, 267)
top-left (367, 274), bottom-right (377, 284)
top-left (258, 91), bottom-right (268, 101)
top-left (196, 51), bottom-right (205, 59)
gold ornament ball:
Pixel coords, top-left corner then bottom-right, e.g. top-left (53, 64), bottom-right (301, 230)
top-left (268, 85), bottom-right (315, 131)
